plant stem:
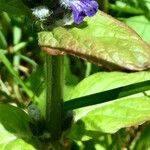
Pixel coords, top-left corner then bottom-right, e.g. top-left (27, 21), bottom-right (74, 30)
top-left (100, 0), bottom-right (109, 13)
top-left (45, 54), bottom-right (64, 141)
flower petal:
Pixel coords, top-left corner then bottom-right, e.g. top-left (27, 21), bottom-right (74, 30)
top-left (81, 0), bottom-right (99, 16)
top-left (69, 0), bottom-right (99, 24)
top-left (69, 1), bottom-right (86, 24)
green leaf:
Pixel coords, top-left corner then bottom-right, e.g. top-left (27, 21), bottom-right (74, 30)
top-left (0, 0), bottom-right (30, 16)
top-left (70, 71), bottom-right (150, 98)
top-left (38, 11), bottom-right (150, 71)
top-left (64, 79), bottom-right (150, 110)
top-left (69, 71), bottom-right (150, 133)
top-left (0, 51), bottom-right (34, 98)
top-left (0, 104), bottom-right (36, 149)
top-left (125, 15), bottom-right (150, 44)
top-left (1, 139), bottom-right (36, 150)
top-left (0, 31), bottom-right (7, 49)
top-left (133, 122), bottom-right (150, 150)
top-left (13, 26), bottom-right (22, 45)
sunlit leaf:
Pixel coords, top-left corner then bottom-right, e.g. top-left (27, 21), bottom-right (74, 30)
top-left (0, 139), bottom-right (36, 150)
top-left (0, 104), bottom-right (36, 149)
top-left (38, 11), bottom-right (150, 71)
top-left (70, 71), bottom-right (150, 133)
top-left (125, 15), bottom-right (150, 44)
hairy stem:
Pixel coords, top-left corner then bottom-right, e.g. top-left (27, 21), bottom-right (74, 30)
top-left (45, 55), bottom-right (64, 141)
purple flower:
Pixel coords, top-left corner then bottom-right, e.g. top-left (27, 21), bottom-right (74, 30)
top-left (69, 0), bottom-right (99, 24)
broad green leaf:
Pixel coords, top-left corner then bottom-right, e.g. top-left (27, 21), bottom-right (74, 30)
top-left (1, 139), bottom-right (36, 150)
top-left (70, 71), bottom-right (150, 133)
top-left (0, 104), bottom-right (35, 149)
top-left (0, 0), bottom-right (30, 16)
top-left (70, 71), bottom-right (150, 98)
top-left (38, 11), bottom-right (150, 71)
top-left (125, 15), bottom-right (150, 44)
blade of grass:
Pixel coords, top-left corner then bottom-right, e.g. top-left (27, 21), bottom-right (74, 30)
top-left (0, 31), bottom-right (7, 49)
top-left (20, 54), bottom-right (37, 67)
top-left (13, 42), bottom-right (27, 52)
top-left (64, 80), bottom-right (150, 111)
top-left (0, 51), bottom-right (34, 98)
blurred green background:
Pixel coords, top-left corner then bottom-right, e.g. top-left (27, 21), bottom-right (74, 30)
top-left (1, 0), bottom-right (150, 149)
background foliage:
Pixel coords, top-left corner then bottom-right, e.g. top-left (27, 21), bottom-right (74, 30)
top-left (1, 0), bottom-right (150, 149)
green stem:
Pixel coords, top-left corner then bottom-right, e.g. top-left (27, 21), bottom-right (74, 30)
top-left (45, 55), bottom-right (64, 141)
top-left (100, 0), bottom-right (109, 13)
